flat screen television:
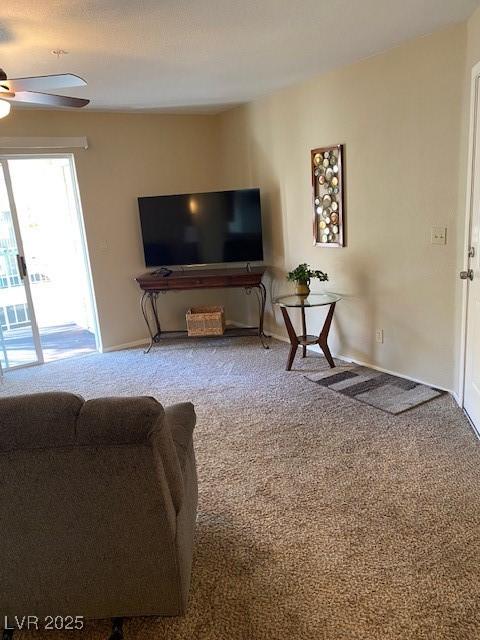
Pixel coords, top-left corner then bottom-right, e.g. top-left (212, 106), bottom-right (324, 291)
top-left (138, 188), bottom-right (263, 267)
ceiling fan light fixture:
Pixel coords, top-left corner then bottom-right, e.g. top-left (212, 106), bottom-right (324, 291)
top-left (0, 71), bottom-right (89, 109)
top-left (0, 99), bottom-right (11, 119)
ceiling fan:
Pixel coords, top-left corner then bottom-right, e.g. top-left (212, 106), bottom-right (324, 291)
top-left (0, 69), bottom-right (90, 118)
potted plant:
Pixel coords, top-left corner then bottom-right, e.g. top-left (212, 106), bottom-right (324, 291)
top-left (287, 263), bottom-right (328, 296)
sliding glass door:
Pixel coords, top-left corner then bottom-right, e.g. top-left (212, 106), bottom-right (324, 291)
top-left (0, 155), bottom-right (98, 371)
top-left (8, 157), bottom-right (98, 363)
top-left (0, 161), bottom-right (42, 369)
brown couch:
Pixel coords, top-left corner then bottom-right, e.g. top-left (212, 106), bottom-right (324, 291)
top-left (0, 392), bottom-right (198, 623)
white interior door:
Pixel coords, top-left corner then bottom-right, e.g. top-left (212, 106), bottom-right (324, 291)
top-left (464, 74), bottom-right (480, 431)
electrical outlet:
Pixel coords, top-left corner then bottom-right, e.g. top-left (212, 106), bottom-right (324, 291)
top-left (375, 328), bottom-right (384, 344)
top-left (431, 227), bottom-right (447, 245)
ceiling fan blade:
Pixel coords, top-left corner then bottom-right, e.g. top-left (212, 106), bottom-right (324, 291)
top-left (7, 91), bottom-right (89, 108)
top-left (2, 74), bottom-right (87, 93)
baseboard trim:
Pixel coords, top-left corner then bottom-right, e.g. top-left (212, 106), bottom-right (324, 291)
top-left (101, 326), bottom-right (455, 397)
top-left (463, 409), bottom-right (480, 440)
top-left (245, 323), bottom-right (454, 395)
top-left (102, 338), bottom-right (149, 353)
top-left (328, 352), bottom-right (454, 395)
top-left (228, 320), bottom-right (287, 344)
top-left (102, 324), bottom-right (286, 354)
top-left (264, 329), bottom-right (287, 343)
top-left (452, 392), bottom-right (462, 407)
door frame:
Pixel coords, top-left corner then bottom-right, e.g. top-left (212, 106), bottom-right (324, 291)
top-left (459, 61), bottom-right (480, 409)
top-left (0, 152), bottom-right (102, 366)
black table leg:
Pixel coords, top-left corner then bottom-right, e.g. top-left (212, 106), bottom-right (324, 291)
top-left (141, 291), bottom-right (155, 354)
top-left (108, 618), bottom-right (123, 640)
top-left (141, 292), bottom-right (162, 354)
top-left (256, 282), bottom-right (270, 349)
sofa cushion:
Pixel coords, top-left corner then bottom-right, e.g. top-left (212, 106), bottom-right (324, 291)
top-left (76, 396), bottom-right (164, 445)
top-left (0, 392), bottom-right (83, 452)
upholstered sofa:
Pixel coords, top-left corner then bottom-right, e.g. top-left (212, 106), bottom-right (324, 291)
top-left (0, 392), bottom-right (198, 624)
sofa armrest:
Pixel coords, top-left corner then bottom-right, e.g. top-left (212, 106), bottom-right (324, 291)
top-left (148, 403), bottom-right (195, 520)
top-left (164, 403), bottom-right (196, 471)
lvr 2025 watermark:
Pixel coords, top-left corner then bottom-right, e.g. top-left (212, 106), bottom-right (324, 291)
top-left (3, 616), bottom-right (84, 631)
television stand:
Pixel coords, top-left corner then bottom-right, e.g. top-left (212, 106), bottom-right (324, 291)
top-left (135, 266), bottom-right (269, 353)
top-left (151, 267), bottom-right (173, 277)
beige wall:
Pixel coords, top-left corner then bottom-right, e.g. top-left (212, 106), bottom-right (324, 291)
top-left (467, 5), bottom-right (480, 68)
top-left (0, 110), bottom-right (225, 349)
top-left (1, 20), bottom-right (475, 390)
top-left (219, 24), bottom-right (467, 391)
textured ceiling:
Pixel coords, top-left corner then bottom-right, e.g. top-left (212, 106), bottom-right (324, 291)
top-left (0, 0), bottom-right (477, 112)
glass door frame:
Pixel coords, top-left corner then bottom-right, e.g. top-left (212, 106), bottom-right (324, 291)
top-left (0, 153), bottom-right (102, 369)
top-left (0, 157), bottom-right (43, 369)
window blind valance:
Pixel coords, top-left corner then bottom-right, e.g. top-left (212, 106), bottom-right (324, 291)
top-left (0, 137), bottom-right (88, 150)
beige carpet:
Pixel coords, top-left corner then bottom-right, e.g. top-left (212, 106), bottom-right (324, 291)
top-left (1, 338), bottom-right (480, 639)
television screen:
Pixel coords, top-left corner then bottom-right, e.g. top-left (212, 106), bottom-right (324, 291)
top-left (138, 188), bottom-right (263, 267)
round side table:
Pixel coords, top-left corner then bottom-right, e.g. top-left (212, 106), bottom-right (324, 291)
top-left (274, 293), bottom-right (341, 371)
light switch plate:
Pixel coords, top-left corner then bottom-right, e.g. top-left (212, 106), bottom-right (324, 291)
top-left (431, 227), bottom-right (447, 245)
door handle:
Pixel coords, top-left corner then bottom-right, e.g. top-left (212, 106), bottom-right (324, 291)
top-left (16, 254), bottom-right (27, 279)
top-left (460, 269), bottom-right (474, 281)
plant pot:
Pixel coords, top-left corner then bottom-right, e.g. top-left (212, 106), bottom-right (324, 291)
top-left (295, 282), bottom-right (310, 296)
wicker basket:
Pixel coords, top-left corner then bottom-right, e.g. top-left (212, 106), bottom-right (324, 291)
top-left (186, 306), bottom-right (225, 337)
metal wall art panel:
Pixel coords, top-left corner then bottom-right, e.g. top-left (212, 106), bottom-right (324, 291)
top-left (311, 144), bottom-right (345, 247)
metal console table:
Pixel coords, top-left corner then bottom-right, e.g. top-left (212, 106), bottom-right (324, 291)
top-left (136, 266), bottom-right (269, 353)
